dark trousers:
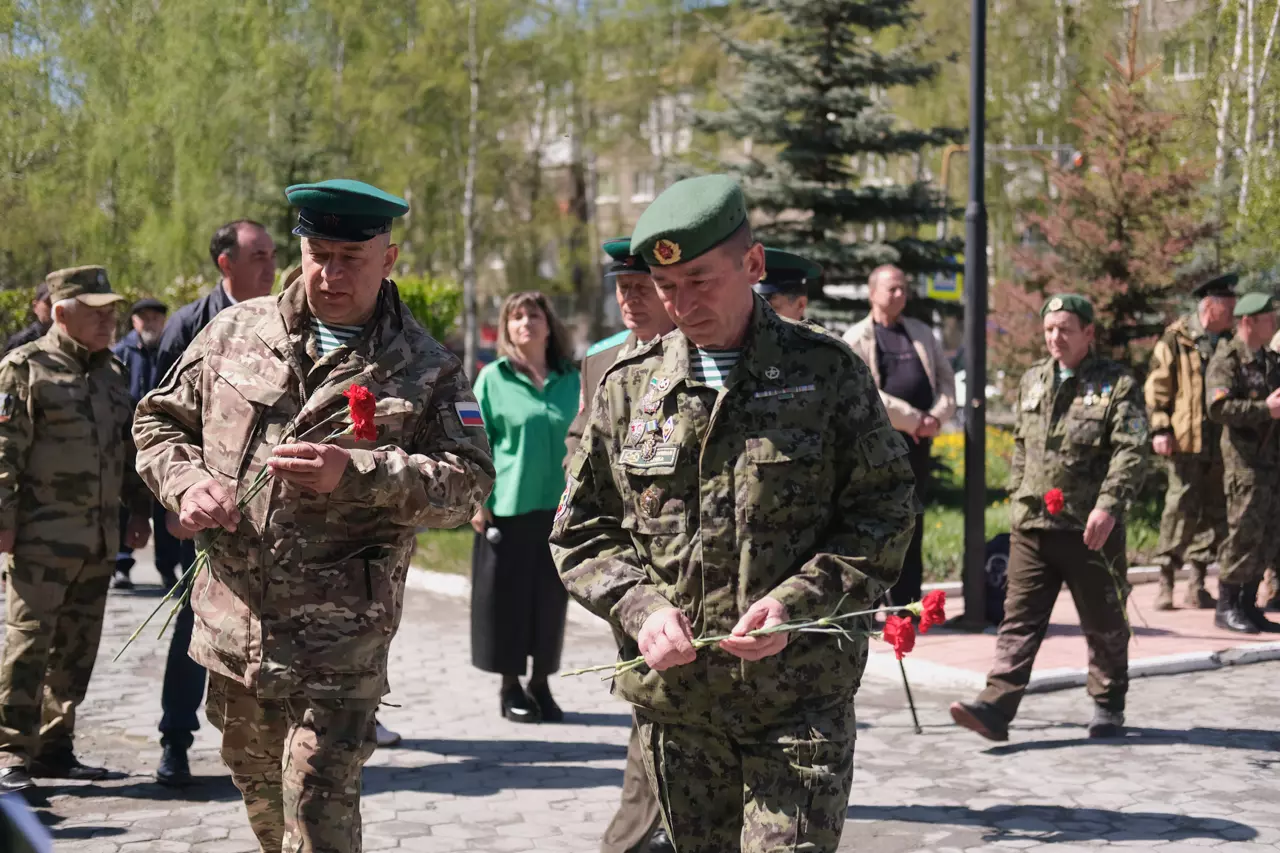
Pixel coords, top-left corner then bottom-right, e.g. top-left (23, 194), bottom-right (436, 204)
top-left (979, 527), bottom-right (1130, 721)
top-left (888, 436), bottom-right (931, 607)
top-left (160, 539), bottom-right (207, 750)
top-left (600, 717), bottom-right (662, 853)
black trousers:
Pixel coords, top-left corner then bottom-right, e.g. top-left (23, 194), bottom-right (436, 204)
top-left (159, 539), bottom-right (207, 750)
top-left (888, 436), bottom-right (931, 608)
top-left (470, 509), bottom-right (568, 676)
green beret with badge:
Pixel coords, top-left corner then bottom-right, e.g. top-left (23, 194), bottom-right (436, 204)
top-left (285, 178), bottom-right (409, 243)
top-left (1233, 291), bottom-right (1274, 317)
top-left (754, 249), bottom-right (823, 297)
top-left (44, 266), bottom-right (124, 308)
top-left (1040, 293), bottom-right (1095, 326)
top-left (630, 174), bottom-right (748, 268)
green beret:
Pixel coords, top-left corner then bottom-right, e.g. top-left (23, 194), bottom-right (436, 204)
top-left (602, 237), bottom-right (649, 277)
top-left (1192, 271), bottom-right (1238, 299)
top-left (1040, 293), bottom-right (1094, 325)
top-left (285, 179), bottom-right (409, 243)
top-left (45, 266), bottom-right (124, 308)
top-left (630, 175), bottom-right (748, 268)
top-left (1233, 291), bottom-right (1274, 317)
top-left (754, 248), bottom-right (823, 297)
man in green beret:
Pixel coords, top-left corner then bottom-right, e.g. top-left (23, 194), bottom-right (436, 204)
top-left (133, 179), bottom-right (495, 850)
top-left (0, 267), bottom-right (153, 795)
top-left (551, 174), bottom-right (916, 853)
top-left (1204, 291), bottom-right (1280, 633)
top-left (752, 248), bottom-right (821, 322)
top-left (1144, 272), bottom-right (1236, 611)
top-left (952, 293), bottom-right (1149, 742)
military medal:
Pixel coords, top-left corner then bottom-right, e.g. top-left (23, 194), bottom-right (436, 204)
top-left (1084, 383), bottom-right (1095, 407)
top-left (641, 393), bottom-right (662, 414)
top-left (653, 376), bottom-right (671, 392)
top-left (639, 485), bottom-right (664, 517)
top-left (627, 420), bottom-right (646, 444)
top-left (661, 415), bottom-right (676, 443)
top-left (641, 436), bottom-right (659, 461)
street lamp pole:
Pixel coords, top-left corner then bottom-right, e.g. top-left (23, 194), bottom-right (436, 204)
top-left (961, 0), bottom-right (989, 628)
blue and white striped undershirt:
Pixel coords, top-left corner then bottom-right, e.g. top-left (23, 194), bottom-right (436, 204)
top-left (691, 348), bottom-right (742, 390)
top-left (311, 318), bottom-right (364, 358)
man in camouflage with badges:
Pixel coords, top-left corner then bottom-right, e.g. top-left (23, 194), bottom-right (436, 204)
top-left (951, 294), bottom-right (1148, 742)
top-left (0, 266), bottom-right (153, 795)
top-left (551, 175), bottom-right (916, 853)
top-left (1203, 292), bottom-right (1280, 634)
top-left (751, 247), bottom-right (822, 322)
top-left (1144, 272), bottom-right (1236, 611)
top-left (133, 179), bottom-right (494, 850)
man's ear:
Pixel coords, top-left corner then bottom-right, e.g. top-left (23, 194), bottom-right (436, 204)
top-left (382, 242), bottom-right (400, 277)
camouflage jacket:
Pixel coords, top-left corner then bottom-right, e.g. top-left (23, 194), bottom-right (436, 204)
top-left (1205, 335), bottom-right (1280, 471)
top-left (551, 297), bottom-right (916, 727)
top-left (1009, 354), bottom-right (1149, 531)
top-left (134, 280), bottom-right (495, 700)
top-left (0, 326), bottom-right (150, 560)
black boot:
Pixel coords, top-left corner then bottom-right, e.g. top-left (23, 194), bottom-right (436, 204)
top-left (1214, 583), bottom-right (1260, 634)
top-left (1240, 582), bottom-right (1280, 633)
top-left (29, 751), bottom-right (108, 780)
top-left (500, 683), bottom-right (540, 723)
top-left (156, 744), bottom-right (192, 787)
top-left (1087, 705), bottom-right (1125, 739)
top-left (0, 765), bottom-right (35, 795)
top-left (949, 700), bottom-right (1010, 742)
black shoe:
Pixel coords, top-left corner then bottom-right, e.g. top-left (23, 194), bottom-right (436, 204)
top-left (111, 570), bottom-right (134, 591)
top-left (0, 765), bottom-right (35, 794)
top-left (949, 700), bottom-right (1009, 742)
top-left (500, 684), bottom-right (540, 723)
top-left (525, 683), bottom-right (564, 723)
top-left (643, 827), bottom-right (676, 853)
top-left (155, 745), bottom-right (192, 787)
top-left (1241, 583), bottom-right (1280, 633)
top-left (1087, 706), bottom-right (1125, 739)
top-left (29, 752), bottom-right (108, 780)
top-left (1215, 583), bottom-right (1261, 634)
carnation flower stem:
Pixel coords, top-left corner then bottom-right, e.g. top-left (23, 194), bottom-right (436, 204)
top-left (899, 658), bottom-right (922, 734)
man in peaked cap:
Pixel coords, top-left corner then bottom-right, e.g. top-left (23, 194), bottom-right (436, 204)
top-left (1145, 271), bottom-right (1237, 611)
top-left (752, 248), bottom-right (821, 322)
top-left (134, 179), bottom-right (494, 850)
top-left (551, 175), bottom-right (915, 853)
top-left (1204, 291), bottom-right (1280, 634)
top-left (0, 266), bottom-right (152, 794)
top-left (952, 294), bottom-right (1148, 743)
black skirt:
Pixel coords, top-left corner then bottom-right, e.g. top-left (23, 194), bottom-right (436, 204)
top-left (470, 509), bottom-right (568, 675)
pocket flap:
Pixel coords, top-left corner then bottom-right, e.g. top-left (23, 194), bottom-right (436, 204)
top-left (209, 354), bottom-right (290, 407)
top-left (744, 429), bottom-right (822, 464)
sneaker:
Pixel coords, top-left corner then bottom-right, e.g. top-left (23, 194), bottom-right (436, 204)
top-left (1087, 706), bottom-right (1125, 739)
top-left (374, 719), bottom-right (402, 748)
top-left (111, 570), bottom-right (134, 591)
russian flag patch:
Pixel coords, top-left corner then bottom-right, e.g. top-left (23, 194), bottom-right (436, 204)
top-left (455, 401), bottom-right (484, 427)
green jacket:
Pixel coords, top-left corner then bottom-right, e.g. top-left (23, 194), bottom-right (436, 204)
top-left (1205, 335), bottom-right (1280, 472)
top-left (550, 297), bottom-right (916, 727)
top-left (1009, 354), bottom-right (1149, 531)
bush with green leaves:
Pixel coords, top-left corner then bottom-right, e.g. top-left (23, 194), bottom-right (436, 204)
top-left (395, 275), bottom-right (462, 343)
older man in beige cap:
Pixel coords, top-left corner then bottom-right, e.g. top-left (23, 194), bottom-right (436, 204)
top-left (0, 266), bottom-right (152, 796)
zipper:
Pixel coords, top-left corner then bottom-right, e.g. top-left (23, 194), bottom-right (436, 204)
top-left (364, 558), bottom-right (374, 599)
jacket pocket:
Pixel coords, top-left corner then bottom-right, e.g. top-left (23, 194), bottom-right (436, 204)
top-left (204, 355), bottom-right (290, 479)
top-left (736, 429), bottom-right (825, 530)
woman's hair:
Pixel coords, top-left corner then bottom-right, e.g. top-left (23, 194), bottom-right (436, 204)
top-left (496, 290), bottom-right (575, 369)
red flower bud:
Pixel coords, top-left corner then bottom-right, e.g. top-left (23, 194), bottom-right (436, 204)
top-left (882, 614), bottom-right (916, 660)
top-left (918, 590), bottom-right (946, 634)
top-left (343, 384), bottom-right (378, 442)
top-left (1044, 488), bottom-right (1065, 516)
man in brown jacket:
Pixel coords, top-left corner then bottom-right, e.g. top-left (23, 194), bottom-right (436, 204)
top-left (133, 179), bottom-right (494, 851)
top-left (1144, 272), bottom-right (1236, 610)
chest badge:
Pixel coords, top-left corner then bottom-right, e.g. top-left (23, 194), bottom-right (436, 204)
top-left (765, 366), bottom-right (781, 380)
top-left (639, 484), bottom-right (665, 517)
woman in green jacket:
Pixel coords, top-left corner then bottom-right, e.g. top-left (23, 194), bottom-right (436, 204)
top-left (470, 291), bottom-right (581, 722)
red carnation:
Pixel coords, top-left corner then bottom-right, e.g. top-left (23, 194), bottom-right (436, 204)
top-left (1044, 488), bottom-right (1065, 516)
top-left (882, 615), bottom-right (916, 660)
top-left (344, 384), bottom-right (378, 442)
top-left (918, 590), bottom-right (947, 634)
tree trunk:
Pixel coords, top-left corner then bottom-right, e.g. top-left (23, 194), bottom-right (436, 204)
top-left (1214, 0), bottom-right (1245, 214)
top-left (1239, 0), bottom-right (1279, 212)
top-left (462, 0), bottom-right (481, 382)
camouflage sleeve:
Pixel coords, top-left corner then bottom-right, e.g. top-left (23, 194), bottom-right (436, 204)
top-left (562, 382), bottom-right (588, 474)
top-left (768, 359), bottom-right (916, 619)
top-left (334, 357), bottom-right (495, 529)
top-left (1008, 376), bottom-right (1027, 494)
top-left (121, 407), bottom-right (152, 517)
top-left (133, 338), bottom-right (215, 514)
top-left (0, 358), bottom-right (33, 530)
top-left (1144, 335), bottom-right (1177, 434)
top-left (1206, 345), bottom-right (1271, 428)
top-left (1095, 373), bottom-right (1149, 516)
top-left (550, 384), bottom-right (675, 639)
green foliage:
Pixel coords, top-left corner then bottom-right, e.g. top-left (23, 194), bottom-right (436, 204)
top-left (396, 275), bottom-right (463, 342)
top-left (414, 526), bottom-right (474, 576)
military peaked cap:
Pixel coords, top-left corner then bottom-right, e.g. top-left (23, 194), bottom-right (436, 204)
top-left (286, 179), bottom-right (409, 242)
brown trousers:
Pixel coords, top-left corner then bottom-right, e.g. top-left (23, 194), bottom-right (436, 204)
top-left (600, 717), bottom-right (662, 853)
top-left (979, 527), bottom-right (1130, 720)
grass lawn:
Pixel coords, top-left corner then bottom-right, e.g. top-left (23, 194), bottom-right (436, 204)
top-left (414, 526), bottom-right (474, 576)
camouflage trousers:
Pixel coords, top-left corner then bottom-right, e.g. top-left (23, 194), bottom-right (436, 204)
top-left (0, 552), bottom-right (111, 766)
top-left (1219, 467), bottom-right (1280, 586)
top-left (205, 673), bottom-right (377, 853)
top-left (635, 706), bottom-right (856, 853)
top-left (1155, 454), bottom-right (1227, 571)
top-left (980, 528), bottom-right (1130, 720)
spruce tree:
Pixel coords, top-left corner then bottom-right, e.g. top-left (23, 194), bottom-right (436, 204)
top-left (697, 0), bottom-right (963, 316)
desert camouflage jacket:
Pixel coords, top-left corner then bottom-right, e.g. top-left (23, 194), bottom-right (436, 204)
top-left (551, 297), bottom-right (916, 727)
top-left (134, 279), bottom-right (494, 700)
top-left (0, 325), bottom-right (150, 561)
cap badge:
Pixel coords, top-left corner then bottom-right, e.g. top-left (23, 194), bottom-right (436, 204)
top-left (96, 270), bottom-right (107, 287)
top-left (324, 214), bottom-right (341, 228)
top-left (653, 239), bottom-right (682, 265)
top-left (1047, 297), bottom-right (1063, 312)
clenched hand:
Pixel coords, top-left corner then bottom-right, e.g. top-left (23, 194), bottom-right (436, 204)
top-left (179, 479), bottom-right (241, 533)
top-left (637, 607), bottom-right (697, 671)
top-left (267, 442), bottom-right (351, 494)
top-left (719, 597), bottom-right (790, 661)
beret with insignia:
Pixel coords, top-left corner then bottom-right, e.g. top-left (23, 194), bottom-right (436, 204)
top-left (1233, 291), bottom-right (1274, 317)
top-left (45, 265), bottom-right (124, 308)
top-left (1040, 293), bottom-right (1095, 326)
top-left (754, 248), bottom-right (823, 297)
top-left (1192, 271), bottom-right (1238, 299)
top-left (630, 174), bottom-right (748, 268)
top-left (286, 178), bottom-right (409, 243)
top-left (602, 237), bottom-right (650, 278)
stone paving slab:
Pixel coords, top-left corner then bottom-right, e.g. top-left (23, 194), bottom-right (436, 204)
top-left (10, 549), bottom-right (1279, 852)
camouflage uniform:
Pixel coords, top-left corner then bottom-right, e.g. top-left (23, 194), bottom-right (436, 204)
top-left (0, 326), bottom-right (151, 766)
top-left (133, 279), bottom-right (494, 852)
top-left (551, 299), bottom-right (916, 853)
top-left (979, 354), bottom-right (1149, 721)
top-left (1204, 336), bottom-right (1280, 587)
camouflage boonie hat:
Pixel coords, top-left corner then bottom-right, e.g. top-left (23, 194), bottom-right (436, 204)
top-left (45, 266), bottom-right (124, 308)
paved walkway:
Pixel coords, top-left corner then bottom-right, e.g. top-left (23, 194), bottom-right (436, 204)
top-left (17, 553), bottom-right (1280, 852)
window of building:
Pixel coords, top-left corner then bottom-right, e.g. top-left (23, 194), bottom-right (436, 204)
top-left (1164, 40), bottom-right (1204, 81)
